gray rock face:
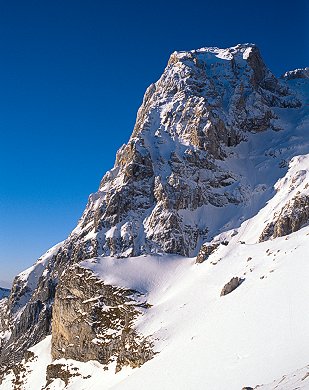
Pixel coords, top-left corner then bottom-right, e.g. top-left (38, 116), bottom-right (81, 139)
top-left (52, 265), bottom-right (153, 372)
top-left (73, 44), bottom-right (300, 260)
top-left (0, 245), bottom-right (60, 378)
top-left (221, 277), bottom-right (244, 296)
top-left (196, 242), bottom-right (220, 263)
top-left (0, 43), bottom-right (303, 378)
top-left (260, 195), bottom-right (309, 242)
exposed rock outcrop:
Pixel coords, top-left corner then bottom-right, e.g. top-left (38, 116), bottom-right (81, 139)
top-left (260, 195), bottom-right (309, 242)
top-left (0, 245), bottom-right (59, 378)
top-left (221, 277), bottom-right (244, 296)
top-left (46, 364), bottom-right (75, 387)
top-left (45, 363), bottom-right (86, 388)
top-left (196, 242), bottom-right (220, 263)
top-left (52, 265), bottom-right (153, 373)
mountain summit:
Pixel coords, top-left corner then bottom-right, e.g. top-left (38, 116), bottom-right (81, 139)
top-left (62, 43), bottom-right (300, 259)
top-left (0, 44), bottom-right (308, 389)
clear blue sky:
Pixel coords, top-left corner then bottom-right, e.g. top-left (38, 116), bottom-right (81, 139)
top-left (0, 0), bottom-right (308, 285)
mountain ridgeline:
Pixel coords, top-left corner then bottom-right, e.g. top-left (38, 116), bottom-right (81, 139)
top-left (0, 44), bottom-right (308, 385)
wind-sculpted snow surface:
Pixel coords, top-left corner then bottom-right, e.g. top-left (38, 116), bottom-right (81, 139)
top-left (0, 44), bottom-right (308, 389)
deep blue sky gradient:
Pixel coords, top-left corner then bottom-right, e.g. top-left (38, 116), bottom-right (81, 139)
top-left (0, 0), bottom-right (308, 284)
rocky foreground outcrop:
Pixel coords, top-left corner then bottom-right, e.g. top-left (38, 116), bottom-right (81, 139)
top-left (52, 265), bottom-right (153, 372)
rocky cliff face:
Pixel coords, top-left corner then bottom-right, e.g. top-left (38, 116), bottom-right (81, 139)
top-left (82, 44), bottom-right (299, 259)
top-left (0, 44), bottom-right (305, 382)
top-left (258, 154), bottom-right (309, 242)
top-left (52, 264), bottom-right (153, 372)
top-left (68, 44), bottom-right (300, 264)
top-left (260, 194), bottom-right (309, 241)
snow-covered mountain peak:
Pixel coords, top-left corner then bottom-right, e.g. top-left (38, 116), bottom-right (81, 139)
top-left (165, 43), bottom-right (276, 92)
top-left (31, 44), bottom-right (300, 279)
top-left (1, 44), bottom-right (309, 389)
top-left (74, 43), bottom-right (302, 260)
top-left (173, 42), bottom-right (257, 61)
top-left (282, 67), bottom-right (309, 80)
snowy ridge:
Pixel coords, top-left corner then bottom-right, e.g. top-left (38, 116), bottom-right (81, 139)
top-left (175, 43), bottom-right (256, 60)
top-left (9, 241), bottom-right (64, 319)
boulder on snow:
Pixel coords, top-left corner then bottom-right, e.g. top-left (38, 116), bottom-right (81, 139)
top-left (220, 277), bottom-right (244, 296)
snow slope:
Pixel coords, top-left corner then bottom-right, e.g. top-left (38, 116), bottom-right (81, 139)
top-left (3, 155), bottom-right (309, 390)
top-left (2, 223), bottom-right (309, 389)
top-left (3, 104), bottom-right (309, 390)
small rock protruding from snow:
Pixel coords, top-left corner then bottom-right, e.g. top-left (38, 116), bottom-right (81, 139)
top-left (196, 242), bottom-right (220, 263)
top-left (220, 277), bottom-right (244, 296)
